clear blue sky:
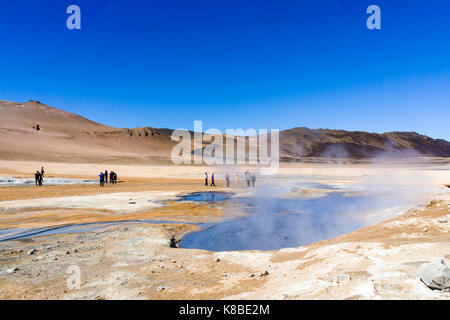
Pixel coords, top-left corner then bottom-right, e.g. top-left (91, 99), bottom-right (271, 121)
top-left (0, 0), bottom-right (449, 140)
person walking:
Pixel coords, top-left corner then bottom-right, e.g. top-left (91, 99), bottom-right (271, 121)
top-left (105, 170), bottom-right (109, 183)
top-left (205, 172), bottom-right (208, 186)
top-left (251, 173), bottom-right (256, 187)
top-left (40, 167), bottom-right (45, 178)
top-left (110, 171), bottom-right (114, 184)
top-left (99, 172), bottom-right (105, 187)
top-left (210, 173), bottom-right (216, 187)
top-left (113, 172), bottom-right (117, 184)
top-left (225, 172), bottom-right (230, 188)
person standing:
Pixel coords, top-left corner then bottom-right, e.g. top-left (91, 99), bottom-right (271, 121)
top-left (38, 172), bottom-right (43, 186)
top-left (99, 172), bottom-right (105, 187)
top-left (225, 172), bottom-right (230, 188)
top-left (245, 170), bottom-right (251, 187)
top-left (40, 167), bottom-right (45, 178)
top-left (105, 170), bottom-right (109, 183)
top-left (251, 173), bottom-right (256, 187)
top-left (235, 174), bottom-right (239, 187)
top-left (210, 173), bottom-right (216, 187)
top-left (110, 171), bottom-right (114, 184)
top-left (35, 171), bottom-right (40, 186)
top-left (205, 172), bottom-right (208, 186)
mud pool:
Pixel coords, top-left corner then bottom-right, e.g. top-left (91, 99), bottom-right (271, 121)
top-left (180, 191), bottom-right (409, 251)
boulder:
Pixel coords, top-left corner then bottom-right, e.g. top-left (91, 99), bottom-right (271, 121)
top-left (418, 258), bottom-right (450, 290)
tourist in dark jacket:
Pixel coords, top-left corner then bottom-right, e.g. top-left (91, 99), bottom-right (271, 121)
top-left (35, 171), bottom-right (40, 186)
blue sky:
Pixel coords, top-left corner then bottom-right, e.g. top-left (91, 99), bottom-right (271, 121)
top-left (0, 0), bottom-right (449, 140)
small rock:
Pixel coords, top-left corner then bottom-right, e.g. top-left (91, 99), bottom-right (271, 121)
top-left (334, 274), bottom-right (351, 284)
top-left (6, 267), bottom-right (19, 274)
top-left (439, 218), bottom-right (447, 224)
top-left (423, 228), bottom-right (429, 232)
top-left (65, 250), bottom-right (70, 255)
top-left (259, 270), bottom-right (269, 277)
top-left (156, 286), bottom-right (166, 292)
top-left (418, 258), bottom-right (450, 290)
top-left (28, 249), bottom-right (37, 255)
top-left (216, 258), bottom-right (221, 262)
top-left (79, 240), bottom-right (84, 243)
top-left (53, 257), bottom-right (58, 261)
top-left (73, 249), bottom-right (78, 253)
top-left (17, 249), bottom-right (23, 253)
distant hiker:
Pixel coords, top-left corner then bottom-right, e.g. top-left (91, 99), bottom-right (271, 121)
top-left (99, 172), bottom-right (105, 187)
top-left (40, 167), bottom-right (45, 178)
top-left (210, 173), bottom-right (216, 187)
top-left (105, 170), bottom-right (108, 183)
top-left (113, 172), bottom-right (117, 184)
top-left (109, 171), bottom-right (114, 184)
top-left (35, 171), bottom-right (41, 186)
top-left (251, 173), bottom-right (256, 187)
top-left (225, 173), bottom-right (230, 188)
top-left (205, 172), bottom-right (208, 186)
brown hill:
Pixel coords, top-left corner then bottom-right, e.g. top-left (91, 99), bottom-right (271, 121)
top-left (279, 127), bottom-right (450, 160)
top-left (0, 100), bottom-right (449, 163)
top-left (0, 100), bottom-right (176, 163)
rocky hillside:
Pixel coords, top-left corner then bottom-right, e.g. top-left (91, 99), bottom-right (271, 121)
top-left (279, 127), bottom-right (450, 160)
top-left (0, 99), bottom-right (449, 163)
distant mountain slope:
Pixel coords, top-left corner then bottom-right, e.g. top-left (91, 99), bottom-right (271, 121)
top-left (0, 99), bottom-right (449, 163)
top-left (0, 100), bottom-right (176, 163)
top-left (279, 127), bottom-right (450, 160)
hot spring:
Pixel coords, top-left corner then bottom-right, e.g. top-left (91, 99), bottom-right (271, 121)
top-left (179, 188), bottom-right (413, 251)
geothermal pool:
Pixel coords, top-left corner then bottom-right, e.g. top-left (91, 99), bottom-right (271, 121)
top-left (180, 191), bottom-right (409, 251)
top-left (0, 177), bottom-right (423, 249)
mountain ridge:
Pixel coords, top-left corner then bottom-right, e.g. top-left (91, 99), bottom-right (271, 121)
top-left (1, 99), bottom-right (449, 163)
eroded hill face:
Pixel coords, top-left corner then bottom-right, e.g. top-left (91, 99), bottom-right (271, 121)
top-left (0, 99), bottom-right (449, 163)
top-left (0, 100), bottom-right (176, 163)
top-left (280, 128), bottom-right (450, 160)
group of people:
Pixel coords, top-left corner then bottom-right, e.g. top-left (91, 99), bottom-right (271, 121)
top-left (204, 172), bottom-right (216, 186)
top-left (244, 170), bottom-right (257, 187)
top-left (99, 170), bottom-right (118, 187)
top-left (204, 170), bottom-right (256, 188)
top-left (34, 167), bottom-right (45, 186)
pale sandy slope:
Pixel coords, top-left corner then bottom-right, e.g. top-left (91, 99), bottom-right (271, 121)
top-left (0, 100), bottom-right (175, 163)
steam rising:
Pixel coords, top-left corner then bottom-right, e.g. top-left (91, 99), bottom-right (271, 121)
top-left (182, 150), bottom-right (433, 251)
